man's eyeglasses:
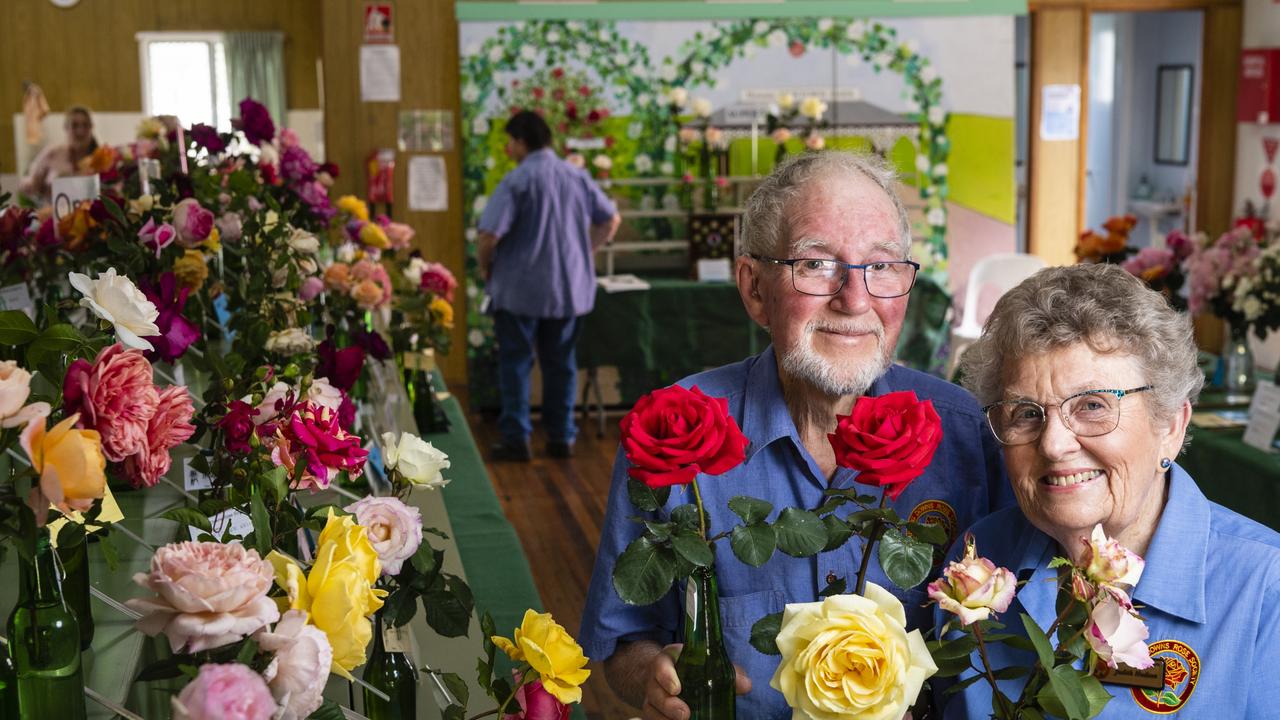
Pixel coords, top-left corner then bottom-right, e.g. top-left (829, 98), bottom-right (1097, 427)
top-left (982, 385), bottom-right (1154, 446)
top-left (749, 254), bottom-right (920, 298)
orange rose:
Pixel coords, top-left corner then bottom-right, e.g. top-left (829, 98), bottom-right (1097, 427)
top-left (20, 412), bottom-right (106, 526)
top-left (1098, 232), bottom-right (1127, 255)
top-left (57, 201), bottom-right (97, 249)
top-left (323, 263), bottom-right (351, 292)
top-left (86, 145), bottom-right (119, 174)
top-left (1075, 231), bottom-right (1105, 260)
top-left (350, 279), bottom-right (384, 309)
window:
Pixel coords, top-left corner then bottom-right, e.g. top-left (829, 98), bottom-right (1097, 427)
top-left (137, 32), bottom-right (232, 131)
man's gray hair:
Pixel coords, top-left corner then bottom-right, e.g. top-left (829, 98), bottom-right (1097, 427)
top-left (960, 263), bottom-right (1204, 422)
top-left (740, 152), bottom-right (912, 257)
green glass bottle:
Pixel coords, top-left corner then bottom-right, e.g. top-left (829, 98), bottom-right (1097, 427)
top-left (0, 642), bottom-right (19, 718)
top-left (408, 369), bottom-right (448, 434)
top-left (362, 612), bottom-right (417, 720)
top-left (56, 534), bottom-right (94, 651)
top-left (676, 567), bottom-right (736, 719)
top-left (7, 530), bottom-right (87, 720)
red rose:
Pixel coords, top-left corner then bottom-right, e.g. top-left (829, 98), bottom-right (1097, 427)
top-left (552, 67), bottom-right (564, 79)
top-left (619, 385), bottom-right (748, 489)
top-left (789, 41), bottom-right (806, 57)
top-left (533, 87), bottom-right (545, 99)
top-left (828, 390), bottom-right (942, 500)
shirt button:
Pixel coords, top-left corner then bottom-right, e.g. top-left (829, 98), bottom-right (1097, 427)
top-left (825, 571), bottom-right (838, 585)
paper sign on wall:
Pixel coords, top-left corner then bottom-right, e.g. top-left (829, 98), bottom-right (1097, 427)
top-left (1040, 84), bottom-right (1081, 141)
top-left (360, 45), bottom-right (401, 102)
top-left (408, 156), bottom-right (448, 211)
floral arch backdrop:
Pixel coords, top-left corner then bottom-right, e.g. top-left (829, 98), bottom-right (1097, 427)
top-left (460, 18), bottom-right (952, 405)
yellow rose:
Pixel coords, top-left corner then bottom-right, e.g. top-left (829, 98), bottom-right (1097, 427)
top-left (359, 222), bottom-right (390, 249)
top-left (428, 296), bottom-right (454, 329)
top-left (337, 195), bottom-right (370, 222)
top-left (771, 584), bottom-right (937, 720)
top-left (173, 250), bottom-right (209, 291)
top-left (20, 413), bottom-right (106, 525)
top-left (201, 227), bottom-right (221, 254)
top-left (492, 609), bottom-right (590, 704)
top-left (267, 512), bottom-right (385, 678)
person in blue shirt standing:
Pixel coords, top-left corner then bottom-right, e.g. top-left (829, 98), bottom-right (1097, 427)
top-left (477, 111), bottom-right (621, 461)
top-left (936, 263), bottom-right (1280, 717)
top-left (579, 151), bottom-right (1013, 719)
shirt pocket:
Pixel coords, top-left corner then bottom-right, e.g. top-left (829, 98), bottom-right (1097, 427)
top-left (718, 589), bottom-right (789, 716)
top-left (719, 588), bottom-right (786, 629)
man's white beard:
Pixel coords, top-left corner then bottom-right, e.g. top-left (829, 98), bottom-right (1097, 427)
top-left (779, 321), bottom-right (891, 398)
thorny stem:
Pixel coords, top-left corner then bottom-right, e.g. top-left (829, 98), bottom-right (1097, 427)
top-left (854, 493), bottom-right (890, 596)
top-left (972, 623), bottom-right (1016, 717)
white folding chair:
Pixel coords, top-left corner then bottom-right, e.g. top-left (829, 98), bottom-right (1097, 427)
top-left (946, 253), bottom-right (1047, 379)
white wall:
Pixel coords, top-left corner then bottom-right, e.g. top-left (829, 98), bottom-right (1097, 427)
top-left (460, 17), bottom-right (1014, 117)
top-left (1126, 12), bottom-right (1202, 208)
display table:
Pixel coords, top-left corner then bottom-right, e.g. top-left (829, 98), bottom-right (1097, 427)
top-left (1180, 427), bottom-right (1280, 530)
top-left (0, 370), bottom-right (544, 719)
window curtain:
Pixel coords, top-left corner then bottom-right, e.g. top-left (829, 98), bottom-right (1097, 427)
top-left (225, 32), bottom-right (286, 131)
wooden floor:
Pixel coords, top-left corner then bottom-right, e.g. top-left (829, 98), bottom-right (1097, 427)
top-left (467, 409), bottom-right (640, 720)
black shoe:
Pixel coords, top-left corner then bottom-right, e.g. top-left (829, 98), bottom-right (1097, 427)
top-left (547, 440), bottom-right (575, 458)
top-left (491, 440), bottom-right (532, 462)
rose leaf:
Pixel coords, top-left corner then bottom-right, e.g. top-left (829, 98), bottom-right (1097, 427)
top-left (749, 612), bottom-right (784, 656)
top-left (774, 508), bottom-right (827, 558)
top-left (1020, 613), bottom-right (1057, 669)
top-left (730, 523), bottom-right (776, 568)
top-left (821, 515), bottom-right (854, 552)
top-left (613, 535), bottom-right (677, 605)
top-left (1037, 665), bottom-right (1091, 720)
top-left (728, 495), bottom-right (773, 525)
top-left (627, 478), bottom-right (671, 512)
top-left (669, 504), bottom-right (701, 532)
top-left (672, 532), bottom-right (714, 568)
top-left (878, 526), bottom-right (932, 590)
top-left (904, 521), bottom-right (948, 546)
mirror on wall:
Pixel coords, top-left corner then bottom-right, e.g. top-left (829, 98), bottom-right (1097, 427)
top-left (1154, 64), bottom-right (1193, 165)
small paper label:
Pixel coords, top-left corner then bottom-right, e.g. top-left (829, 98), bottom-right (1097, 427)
top-left (1242, 408), bottom-right (1280, 452)
top-left (384, 623), bottom-right (411, 652)
top-left (1095, 657), bottom-right (1165, 689)
top-left (0, 283), bottom-right (34, 319)
top-left (1248, 381), bottom-right (1280, 416)
top-left (190, 509), bottom-right (253, 541)
top-left (183, 458), bottom-right (214, 492)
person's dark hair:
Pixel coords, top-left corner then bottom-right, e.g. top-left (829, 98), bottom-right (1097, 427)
top-left (65, 105), bottom-right (98, 153)
top-left (504, 110), bottom-right (552, 151)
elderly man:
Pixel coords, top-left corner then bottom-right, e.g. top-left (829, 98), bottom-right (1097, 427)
top-left (579, 152), bottom-right (1013, 719)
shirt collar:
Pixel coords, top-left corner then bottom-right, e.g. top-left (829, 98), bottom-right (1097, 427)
top-left (740, 346), bottom-right (798, 463)
top-left (1131, 463), bottom-right (1209, 623)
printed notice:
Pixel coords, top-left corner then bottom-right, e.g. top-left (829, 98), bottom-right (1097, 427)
top-left (1040, 84), bottom-right (1081, 141)
top-left (408, 156), bottom-right (448, 211)
top-left (0, 283), bottom-right (34, 319)
top-left (1243, 381), bottom-right (1280, 452)
top-left (360, 44), bottom-right (401, 102)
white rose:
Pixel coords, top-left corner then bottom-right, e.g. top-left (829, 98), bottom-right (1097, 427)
top-left (566, 21), bottom-right (581, 31)
top-left (659, 64), bottom-right (677, 82)
top-left (484, 155), bottom-right (496, 169)
top-left (873, 52), bottom-right (893, 69)
top-left (915, 154), bottom-right (930, 173)
top-left (667, 87), bottom-right (689, 108)
top-left (381, 431), bottom-right (451, 489)
top-left (777, 93), bottom-right (796, 111)
top-left (754, 20), bottom-right (769, 34)
top-left (928, 105), bottom-right (946, 126)
top-left (634, 154), bottom-right (653, 173)
top-left (256, 611), bottom-right (333, 720)
top-left (664, 136), bottom-right (677, 153)
top-left (287, 227), bottom-right (319, 255)
top-left (920, 65), bottom-right (938, 84)
top-left (487, 46), bottom-right (504, 62)
top-left (264, 328), bottom-right (316, 356)
top-left (68, 268), bottom-right (161, 351)
top-left (932, 163), bottom-right (949, 177)
top-left (576, 42), bottom-right (591, 57)
top-left (335, 243), bottom-right (358, 264)
top-left (592, 155), bottom-right (613, 170)
top-left (545, 30), bottom-right (560, 43)
top-left (472, 116), bottom-right (489, 135)
top-left (520, 45), bottom-right (537, 61)
top-left (628, 122), bottom-right (644, 140)
top-left (636, 93), bottom-right (652, 107)
top-left (307, 377), bottom-right (345, 413)
top-left (474, 195), bottom-right (489, 213)
top-left (769, 30), bottom-right (788, 48)
top-left (461, 84), bottom-right (480, 103)
top-left (468, 328), bottom-right (485, 347)
top-left (660, 162), bottom-right (675, 177)
top-left (818, 18), bottom-right (834, 33)
top-left (614, 52), bottom-right (628, 67)
top-left (927, 207), bottom-right (947, 227)
top-left (689, 61), bottom-right (705, 77)
top-left (403, 257), bottom-right (429, 285)
top-left (0, 361), bottom-right (32, 422)
top-left (691, 98), bottom-right (714, 118)
top-left (254, 381), bottom-right (294, 425)
top-left (799, 96), bottom-right (828, 120)
top-left (847, 21), bottom-right (866, 39)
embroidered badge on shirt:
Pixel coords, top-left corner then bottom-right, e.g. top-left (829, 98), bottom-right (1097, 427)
top-left (1132, 639), bottom-right (1200, 714)
top-left (907, 499), bottom-right (959, 566)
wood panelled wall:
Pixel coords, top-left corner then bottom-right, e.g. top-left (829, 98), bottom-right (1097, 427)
top-left (320, 0), bottom-right (467, 384)
top-left (0, 0), bottom-right (322, 173)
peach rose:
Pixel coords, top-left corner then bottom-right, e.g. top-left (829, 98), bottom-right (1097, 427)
top-left (20, 411), bottom-right (106, 525)
top-left (323, 263), bottom-right (351, 292)
top-left (63, 343), bottom-right (159, 463)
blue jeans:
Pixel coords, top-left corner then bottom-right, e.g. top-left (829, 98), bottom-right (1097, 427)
top-left (493, 310), bottom-right (581, 445)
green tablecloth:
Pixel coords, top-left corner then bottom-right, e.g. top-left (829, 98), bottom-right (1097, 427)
top-left (579, 275), bottom-right (952, 404)
top-left (1180, 428), bottom-right (1280, 530)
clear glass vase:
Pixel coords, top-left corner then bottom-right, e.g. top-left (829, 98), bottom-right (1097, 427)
top-left (1223, 325), bottom-right (1256, 397)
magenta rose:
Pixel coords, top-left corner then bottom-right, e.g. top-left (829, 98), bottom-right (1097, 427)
top-left (280, 144), bottom-right (317, 182)
top-left (503, 676), bottom-right (570, 720)
top-left (619, 385), bottom-right (749, 489)
top-left (122, 384), bottom-right (196, 488)
top-left (64, 343), bottom-right (159, 463)
top-left (137, 218), bottom-right (178, 257)
top-left (420, 263), bottom-right (458, 302)
top-left (271, 402), bottom-right (368, 491)
top-left (828, 390), bottom-right (943, 500)
top-left (172, 663), bottom-right (276, 720)
top-left (218, 400), bottom-right (260, 455)
top-left (317, 337), bottom-right (365, 393)
top-left (189, 123), bottom-right (226, 154)
top-left (172, 198), bottom-right (214, 247)
top-left (236, 98), bottom-right (276, 146)
top-left (141, 272), bottom-right (201, 363)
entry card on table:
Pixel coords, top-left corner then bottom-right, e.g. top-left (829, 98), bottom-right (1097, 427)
top-left (1242, 381), bottom-right (1280, 452)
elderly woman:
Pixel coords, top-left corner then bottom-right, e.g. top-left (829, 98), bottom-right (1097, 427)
top-left (18, 105), bottom-right (98, 205)
top-left (937, 263), bottom-right (1280, 717)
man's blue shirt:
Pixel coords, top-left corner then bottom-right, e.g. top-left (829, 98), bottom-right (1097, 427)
top-left (580, 347), bottom-right (1013, 717)
top-left (477, 148), bottom-right (616, 318)
top-left (935, 463), bottom-right (1280, 718)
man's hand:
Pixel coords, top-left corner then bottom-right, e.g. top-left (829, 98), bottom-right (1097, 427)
top-left (476, 230), bottom-right (498, 282)
top-left (641, 643), bottom-right (751, 720)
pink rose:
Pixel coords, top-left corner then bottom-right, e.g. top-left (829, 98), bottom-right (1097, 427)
top-left (137, 218), bottom-right (178, 257)
top-left (382, 220), bottom-right (415, 250)
top-left (172, 663), bottom-right (276, 720)
top-left (255, 610), bottom-right (332, 720)
top-left (419, 262), bottom-right (458, 302)
top-left (503, 676), bottom-right (570, 720)
top-left (344, 496), bottom-right (423, 575)
top-left (1084, 524), bottom-right (1144, 588)
top-left (255, 381), bottom-right (297, 426)
top-left (271, 402), bottom-right (368, 491)
top-left (216, 212), bottom-right (243, 243)
top-left (928, 536), bottom-right (1016, 626)
top-left (127, 541), bottom-right (280, 653)
top-left (63, 343), bottom-right (159, 463)
top-left (298, 276), bottom-right (324, 301)
top-left (805, 134), bottom-right (825, 151)
top-left (306, 377), bottom-right (346, 414)
top-left (1085, 588), bottom-right (1153, 670)
top-left (122, 384), bottom-right (195, 488)
top-left (0, 360), bottom-right (34, 425)
top-left (172, 198), bottom-right (214, 247)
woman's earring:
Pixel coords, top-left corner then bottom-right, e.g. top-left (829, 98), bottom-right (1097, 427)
top-left (1159, 457), bottom-right (1172, 470)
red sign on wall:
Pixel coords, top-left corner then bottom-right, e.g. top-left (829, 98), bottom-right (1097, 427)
top-left (1238, 49), bottom-right (1280, 124)
top-left (364, 4), bottom-right (393, 44)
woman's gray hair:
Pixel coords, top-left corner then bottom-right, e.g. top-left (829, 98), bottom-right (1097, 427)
top-left (960, 263), bottom-right (1203, 421)
top-left (740, 152), bottom-right (912, 257)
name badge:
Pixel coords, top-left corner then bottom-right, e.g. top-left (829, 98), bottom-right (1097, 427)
top-left (1095, 657), bottom-right (1165, 690)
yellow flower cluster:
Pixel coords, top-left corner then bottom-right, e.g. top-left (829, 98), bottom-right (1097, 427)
top-left (492, 609), bottom-right (590, 704)
top-left (359, 223), bottom-right (389, 249)
top-left (173, 250), bottom-right (209, 291)
top-left (336, 195), bottom-right (370, 222)
top-left (269, 511), bottom-right (386, 678)
top-left (428, 296), bottom-right (454, 329)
